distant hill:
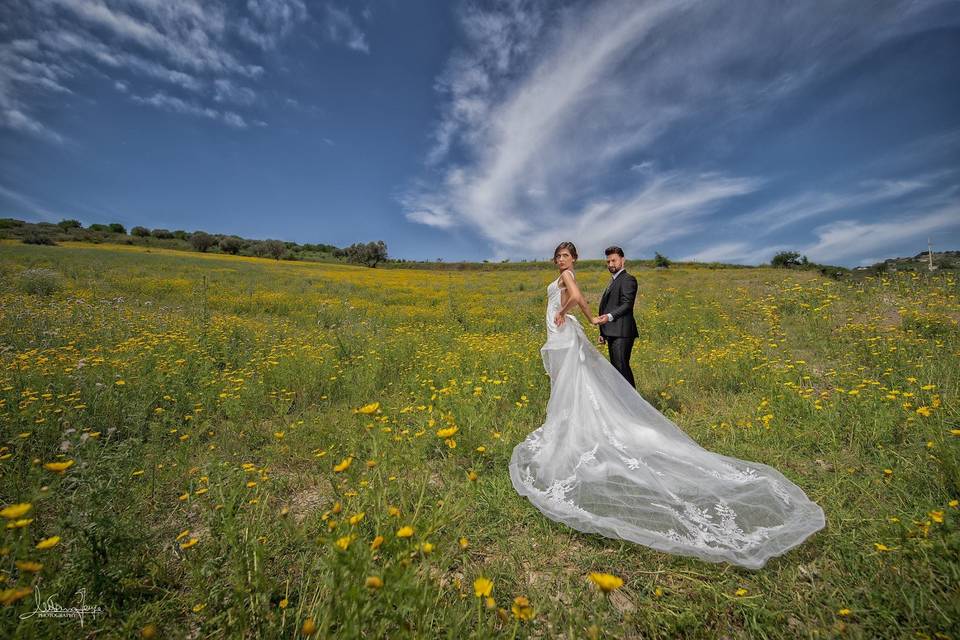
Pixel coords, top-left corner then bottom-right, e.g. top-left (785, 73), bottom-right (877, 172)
top-left (0, 217), bottom-right (375, 265)
top-left (2, 216), bottom-right (955, 276)
top-left (858, 250), bottom-right (960, 274)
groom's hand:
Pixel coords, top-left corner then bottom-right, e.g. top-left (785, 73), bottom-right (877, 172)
top-left (592, 315), bottom-right (608, 325)
top-left (597, 334), bottom-right (606, 345)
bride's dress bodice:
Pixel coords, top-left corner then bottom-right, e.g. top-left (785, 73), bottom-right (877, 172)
top-left (508, 274), bottom-right (825, 570)
top-left (544, 278), bottom-right (577, 347)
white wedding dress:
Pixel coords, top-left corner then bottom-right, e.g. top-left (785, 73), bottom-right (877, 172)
top-left (509, 274), bottom-right (826, 569)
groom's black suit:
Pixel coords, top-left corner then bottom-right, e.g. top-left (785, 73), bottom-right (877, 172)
top-left (599, 270), bottom-right (639, 388)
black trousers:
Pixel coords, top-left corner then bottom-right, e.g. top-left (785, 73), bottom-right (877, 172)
top-left (606, 336), bottom-right (636, 388)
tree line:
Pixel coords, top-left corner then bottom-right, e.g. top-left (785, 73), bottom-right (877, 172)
top-left (1, 217), bottom-right (388, 268)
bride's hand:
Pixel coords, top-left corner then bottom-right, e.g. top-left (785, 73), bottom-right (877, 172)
top-left (554, 312), bottom-right (566, 327)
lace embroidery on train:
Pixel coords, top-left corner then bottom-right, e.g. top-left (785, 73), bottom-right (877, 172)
top-left (508, 277), bottom-right (826, 569)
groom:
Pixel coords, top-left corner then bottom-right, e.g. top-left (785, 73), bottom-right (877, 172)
top-left (592, 246), bottom-right (639, 388)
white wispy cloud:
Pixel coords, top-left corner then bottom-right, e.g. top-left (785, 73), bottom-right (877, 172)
top-left (732, 178), bottom-right (932, 234)
top-left (406, 0), bottom-right (959, 259)
top-left (37, 29), bottom-right (204, 92)
top-left (132, 91), bottom-right (247, 127)
top-left (238, 0), bottom-right (308, 50)
top-left (213, 78), bottom-right (256, 105)
top-left (39, 0), bottom-right (260, 76)
top-left (802, 204), bottom-right (959, 264)
top-left (0, 183), bottom-right (61, 220)
top-left (324, 4), bottom-right (369, 54)
top-left (1, 0), bottom-right (317, 140)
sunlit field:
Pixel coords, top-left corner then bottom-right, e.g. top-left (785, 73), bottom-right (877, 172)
top-left (1, 240), bottom-right (957, 639)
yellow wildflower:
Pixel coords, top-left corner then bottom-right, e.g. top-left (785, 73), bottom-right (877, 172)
top-left (589, 572), bottom-right (624, 593)
top-left (474, 577), bottom-right (493, 598)
top-left (6, 519), bottom-right (33, 529)
top-left (396, 526), bottom-right (414, 538)
top-left (333, 457), bottom-right (353, 473)
top-left (0, 503), bottom-right (32, 519)
top-left (35, 536), bottom-right (60, 550)
top-left (43, 460), bottom-right (74, 473)
top-left (511, 595), bottom-right (534, 621)
top-left (354, 402), bottom-right (380, 414)
top-left (365, 576), bottom-right (384, 589)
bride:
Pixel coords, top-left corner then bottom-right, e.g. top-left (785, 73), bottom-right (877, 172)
top-left (508, 242), bottom-right (825, 569)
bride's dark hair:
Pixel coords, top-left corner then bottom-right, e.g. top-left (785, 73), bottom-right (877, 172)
top-left (553, 241), bottom-right (578, 262)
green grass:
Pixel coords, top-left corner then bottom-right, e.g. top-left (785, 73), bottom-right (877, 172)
top-left (0, 240), bottom-right (957, 639)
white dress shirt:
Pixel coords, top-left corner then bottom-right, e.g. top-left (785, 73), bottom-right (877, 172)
top-left (605, 268), bottom-right (625, 322)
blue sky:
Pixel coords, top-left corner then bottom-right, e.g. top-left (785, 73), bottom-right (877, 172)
top-left (1, 0), bottom-right (959, 266)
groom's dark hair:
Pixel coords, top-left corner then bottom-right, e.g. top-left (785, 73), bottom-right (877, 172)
top-left (605, 246), bottom-right (624, 257)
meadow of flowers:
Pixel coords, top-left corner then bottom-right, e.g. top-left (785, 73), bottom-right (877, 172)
top-left (0, 239), bottom-right (957, 638)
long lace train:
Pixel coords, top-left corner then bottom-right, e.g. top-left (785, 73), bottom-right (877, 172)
top-left (508, 278), bottom-right (825, 569)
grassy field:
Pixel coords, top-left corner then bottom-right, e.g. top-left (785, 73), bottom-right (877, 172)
top-left (0, 240), bottom-right (957, 639)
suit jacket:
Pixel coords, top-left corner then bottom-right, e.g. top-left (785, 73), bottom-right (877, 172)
top-left (599, 270), bottom-right (639, 338)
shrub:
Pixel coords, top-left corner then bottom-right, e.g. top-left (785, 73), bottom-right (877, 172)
top-left (190, 231), bottom-right (216, 252)
top-left (262, 239), bottom-right (287, 260)
top-left (131, 226), bottom-right (151, 237)
top-left (771, 251), bottom-right (807, 268)
top-left (108, 223), bottom-right (126, 234)
top-left (151, 228), bottom-right (174, 239)
top-left (23, 232), bottom-right (57, 245)
top-left (219, 236), bottom-right (244, 255)
top-left (654, 252), bottom-right (671, 268)
top-left (337, 240), bottom-right (388, 268)
top-left (19, 267), bottom-right (63, 295)
top-left (57, 219), bottom-right (83, 231)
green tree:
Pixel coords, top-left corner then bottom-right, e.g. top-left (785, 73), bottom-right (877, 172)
top-left (219, 236), bottom-right (244, 255)
top-left (262, 239), bottom-right (287, 260)
top-left (338, 241), bottom-right (388, 268)
top-left (771, 251), bottom-right (806, 268)
top-left (190, 231), bottom-right (216, 253)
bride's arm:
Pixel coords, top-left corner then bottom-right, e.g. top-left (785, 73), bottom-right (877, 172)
top-left (554, 270), bottom-right (593, 326)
